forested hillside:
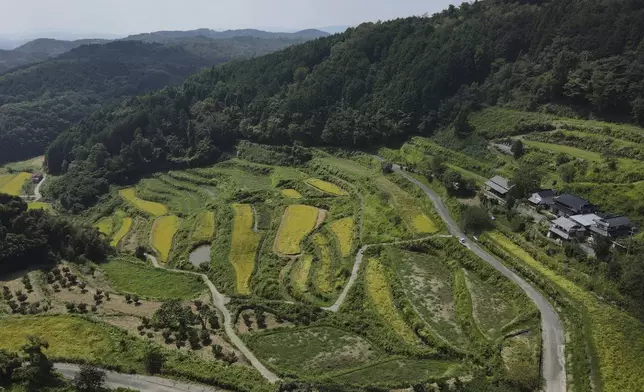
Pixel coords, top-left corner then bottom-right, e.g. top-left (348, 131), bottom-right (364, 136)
top-left (0, 38), bottom-right (107, 74)
top-left (45, 0), bottom-right (644, 210)
top-left (0, 36), bottom-right (312, 165)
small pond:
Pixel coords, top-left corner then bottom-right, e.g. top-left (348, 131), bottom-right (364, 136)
top-left (189, 245), bottom-right (211, 266)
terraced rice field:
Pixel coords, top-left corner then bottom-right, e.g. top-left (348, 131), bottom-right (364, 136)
top-left (274, 205), bottom-right (320, 255)
top-left (376, 177), bottom-right (438, 234)
top-left (336, 358), bottom-right (463, 386)
top-left (0, 172), bottom-right (31, 196)
top-left (391, 248), bottom-right (466, 348)
top-left (281, 189), bottom-right (302, 199)
top-left (248, 326), bottom-right (378, 376)
top-left (119, 188), bottom-right (168, 216)
top-left (365, 259), bottom-right (419, 345)
top-left (229, 204), bottom-right (262, 294)
top-left (465, 271), bottom-right (518, 339)
top-left (151, 215), bottom-right (181, 262)
top-left (305, 178), bottom-right (348, 196)
top-left (290, 254), bottom-right (313, 295)
top-left (192, 210), bottom-right (215, 243)
top-left (312, 233), bottom-right (334, 295)
top-left (111, 217), bottom-right (133, 247)
top-left (330, 218), bottom-right (354, 258)
top-left (485, 231), bottom-right (644, 392)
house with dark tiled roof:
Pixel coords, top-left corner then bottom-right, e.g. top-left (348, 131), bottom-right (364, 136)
top-left (528, 189), bottom-right (555, 209)
top-left (552, 193), bottom-right (594, 217)
top-left (484, 175), bottom-right (514, 204)
top-left (591, 216), bottom-right (634, 238)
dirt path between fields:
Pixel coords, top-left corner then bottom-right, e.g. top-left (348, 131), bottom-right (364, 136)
top-left (144, 254), bottom-right (280, 383)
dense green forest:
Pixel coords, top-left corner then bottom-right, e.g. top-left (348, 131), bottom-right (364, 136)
top-left (0, 36), bottom-right (311, 165)
top-left (45, 0), bottom-right (644, 211)
top-left (0, 194), bottom-right (111, 274)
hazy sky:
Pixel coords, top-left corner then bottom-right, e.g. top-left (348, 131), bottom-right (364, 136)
top-left (0, 0), bottom-right (463, 37)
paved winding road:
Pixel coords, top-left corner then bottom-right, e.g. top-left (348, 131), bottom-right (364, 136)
top-left (387, 163), bottom-right (567, 392)
top-left (145, 254), bottom-right (280, 383)
top-left (54, 363), bottom-right (224, 392)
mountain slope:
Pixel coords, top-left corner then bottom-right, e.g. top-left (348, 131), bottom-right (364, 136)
top-left (122, 28), bottom-right (329, 42)
top-left (45, 0), bottom-right (644, 210)
top-left (0, 33), bottom-right (320, 165)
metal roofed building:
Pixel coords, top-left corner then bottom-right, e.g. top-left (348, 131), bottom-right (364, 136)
top-left (484, 175), bottom-right (514, 204)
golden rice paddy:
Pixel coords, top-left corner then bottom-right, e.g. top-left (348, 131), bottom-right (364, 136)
top-left (151, 215), bottom-right (181, 262)
top-left (305, 178), bottom-right (348, 196)
top-left (119, 188), bottom-right (168, 216)
top-left (229, 204), bottom-right (262, 294)
top-left (330, 217), bottom-right (354, 257)
top-left (274, 205), bottom-right (320, 255)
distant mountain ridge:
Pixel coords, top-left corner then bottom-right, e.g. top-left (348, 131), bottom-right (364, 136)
top-left (0, 28), bottom-right (328, 75)
top-left (122, 28), bottom-right (329, 42)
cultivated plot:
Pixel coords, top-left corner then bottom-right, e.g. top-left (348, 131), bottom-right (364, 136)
top-left (330, 217), bottom-right (354, 258)
top-left (119, 188), bottom-right (168, 216)
top-left (274, 205), bottom-right (320, 255)
top-left (305, 178), bottom-right (349, 196)
top-left (230, 204), bottom-right (262, 294)
top-left (151, 215), bottom-right (181, 262)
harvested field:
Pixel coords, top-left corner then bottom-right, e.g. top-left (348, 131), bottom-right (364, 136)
top-left (274, 205), bottom-right (319, 255)
top-left (230, 204), bottom-right (262, 294)
top-left (290, 254), bottom-right (313, 296)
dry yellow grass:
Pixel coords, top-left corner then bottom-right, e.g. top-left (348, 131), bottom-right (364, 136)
top-left (151, 215), bottom-right (181, 262)
top-left (119, 188), bottom-right (168, 216)
top-left (305, 178), bottom-right (348, 196)
top-left (192, 210), bottom-right (215, 243)
top-left (281, 189), bottom-right (303, 199)
top-left (0, 172), bottom-right (31, 196)
top-left (412, 214), bottom-right (436, 233)
top-left (366, 259), bottom-right (419, 345)
top-left (111, 217), bottom-right (133, 248)
top-left (229, 204), bottom-right (262, 294)
top-left (275, 205), bottom-right (320, 255)
top-left (330, 217), bottom-right (354, 257)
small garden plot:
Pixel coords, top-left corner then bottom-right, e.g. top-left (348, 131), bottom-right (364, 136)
top-left (94, 217), bottom-right (114, 236)
top-left (335, 358), bottom-right (463, 386)
top-left (271, 166), bottom-right (306, 187)
top-left (119, 187), bottom-right (168, 216)
top-left (192, 210), bottom-right (216, 243)
top-left (230, 204), bottom-right (262, 294)
top-left (143, 176), bottom-right (208, 215)
top-left (290, 254), bottom-right (313, 296)
top-left (376, 177), bottom-right (438, 234)
top-left (0, 172), bottom-right (30, 196)
top-left (389, 248), bottom-right (467, 348)
top-left (330, 218), bottom-right (354, 258)
top-left (365, 259), bottom-right (419, 345)
top-left (305, 178), bottom-right (349, 196)
top-left (501, 331), bottom-right (541, 390)
top-left (248, 327), bottom-right (378, 376)
top-left (465, 271), bottom-right (518, 339)
top-left (281, 189), bottom-right (302, 199)
top-left (101, 258), bottom-right (205, 299)
top-left (0, 316), bottom-right (147, 372)
top-left (151, 215), bottom-right (181, 262)
top-left (274, 205), bottom-right (320, 255)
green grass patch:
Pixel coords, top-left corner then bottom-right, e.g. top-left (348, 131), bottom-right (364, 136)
top-left (248, 326), bottom-right (378, 377)
top-left (335, 358), bottom-right (463, 386)
top-left (101, 258), bottom-right (205, 299)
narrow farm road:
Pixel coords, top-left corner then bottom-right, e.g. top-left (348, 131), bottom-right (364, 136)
top-left (34, 174), bottom-right (46, 201)
top-left (144, 254), bottom-right (280, 383)
top-left (385, 162), bottom-right (567, 392)
top-left (54, 363), bottom-right (223, 392)
top-left (323, 235), bottom-right (452, 312)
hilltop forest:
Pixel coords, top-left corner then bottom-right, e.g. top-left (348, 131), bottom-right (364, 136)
top-left (45, 0), bottom-right (644, 211)
top-left (0, 34), bottom-right (324, 166)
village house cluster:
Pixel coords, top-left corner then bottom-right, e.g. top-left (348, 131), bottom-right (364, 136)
top-left (484, 175), bottom-right (635, 245)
